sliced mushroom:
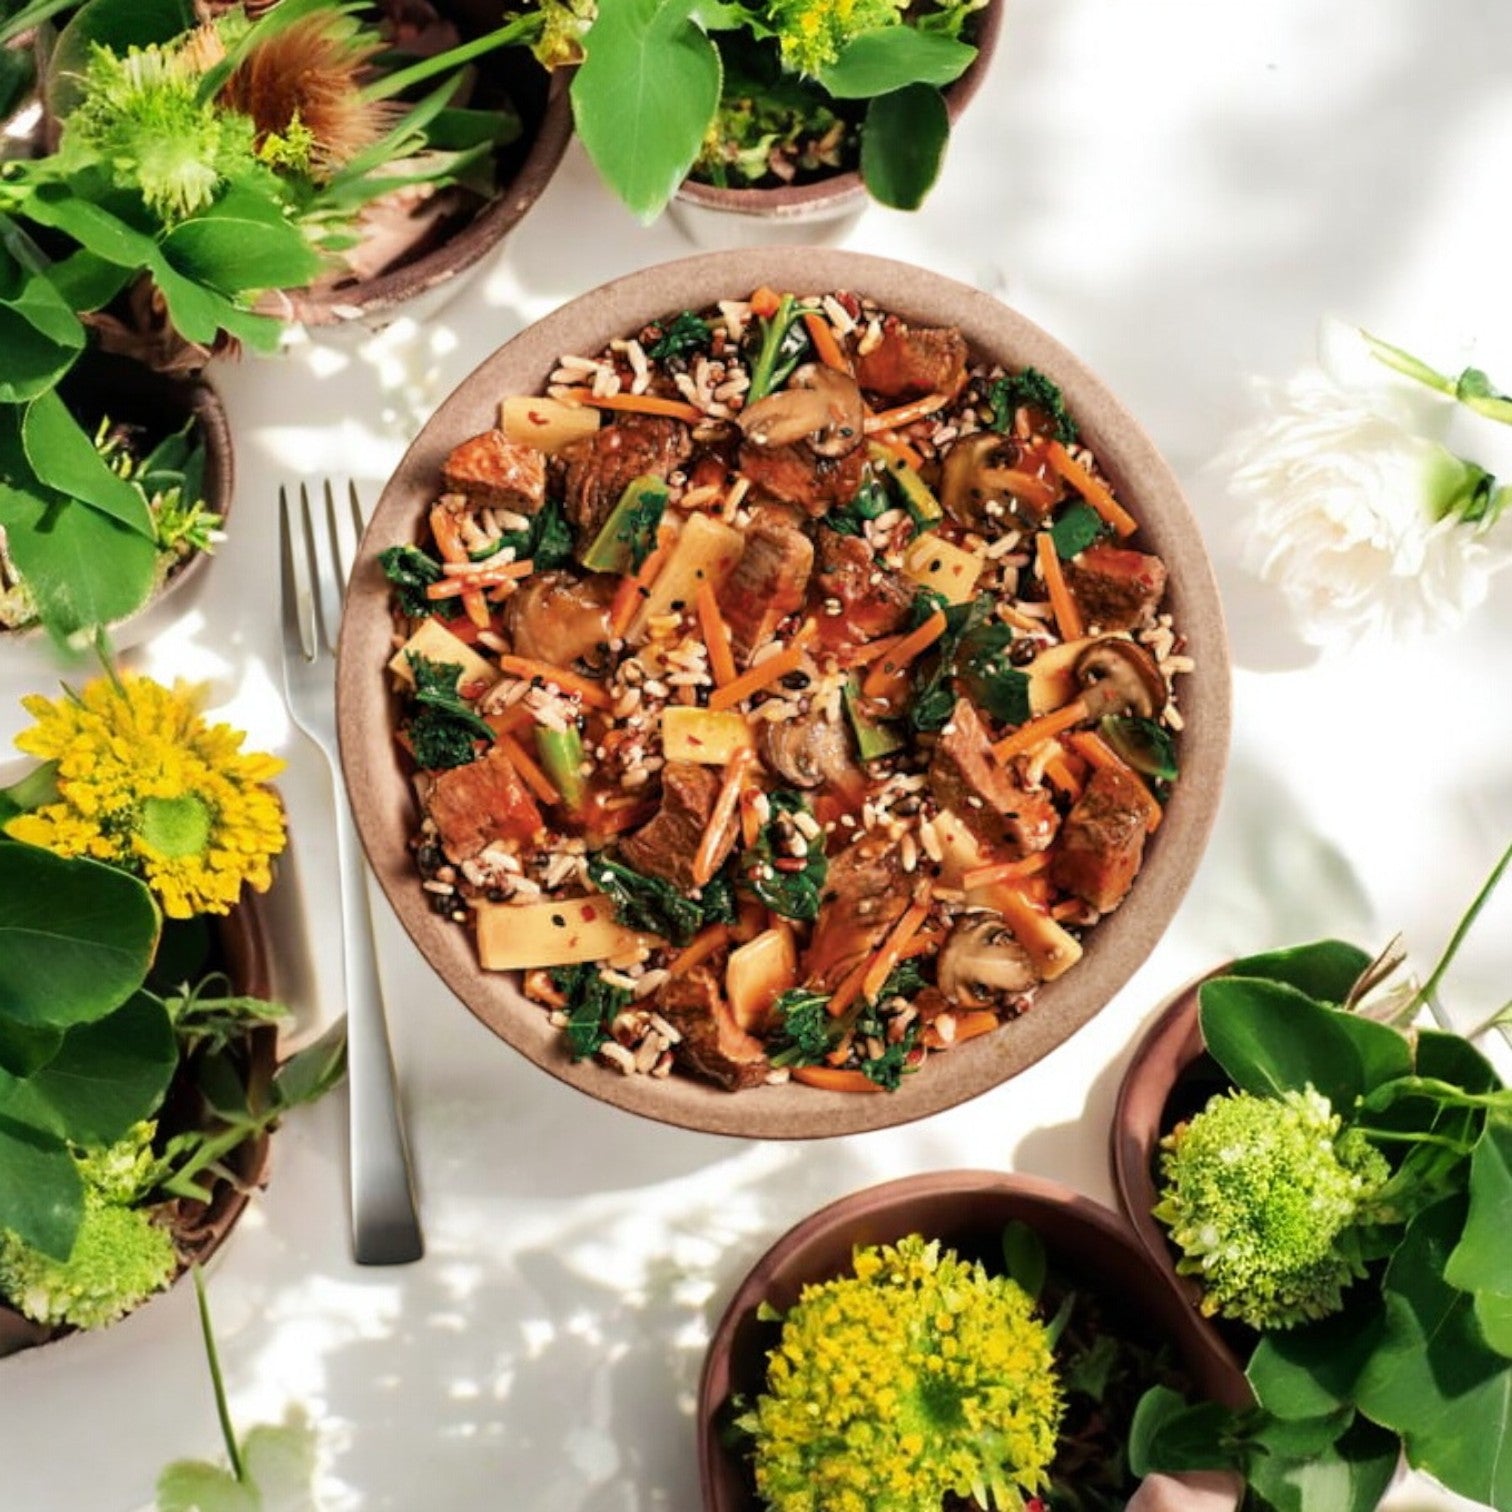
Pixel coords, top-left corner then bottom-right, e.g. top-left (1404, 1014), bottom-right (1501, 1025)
top-left (1073, 638), bottom-right (1166, 720)
top-left (757, 708), bottom-right (857, 790)
top-left (739, 364), bottom-right (865, 458)
top-left (505, 569), bottom-right (616, 676)
top-left (938, 433), bottom-right (1063, 529)
top-left (937, 913), bottom-right (1040, 1008)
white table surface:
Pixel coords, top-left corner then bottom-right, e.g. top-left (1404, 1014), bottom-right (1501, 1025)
top-left (3, 0), bottom-right (1511, 1506)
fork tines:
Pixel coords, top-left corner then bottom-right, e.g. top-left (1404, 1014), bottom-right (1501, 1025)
top-left (279, 481), bottom-right (369, 661)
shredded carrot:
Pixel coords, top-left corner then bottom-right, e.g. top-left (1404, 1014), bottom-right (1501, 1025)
top-left (749, 286), bottom-right (783, 318)
top-left (861, 610), bottom-right (946, 700)
top-left (484, 704), bottom-right (534, 738)
top-left (696, 581), bottom-right (738, 687)
top-left (608, 530), bottom-right (673, 639)
top-left (1046, 441), bottom-right (1139, 537)
top-left (497, 655), bottom-right (614, 711)
top-left (843, 634), bottom-right (901, 669)
top-left (692, 748), bottom-right (756, 886)
top-left (441, 556), bottom-right (536, 580)
top-left (963, 855), bottom-right (1048, 892)
top-left (826, 955), bottom-right (871, 1019)
top-left (946, 1010), bottom-right (1001, 1045)
top-left (1051, 900), bottom-right (1084, 922)
top-left (803, 312), bottom-right (850, 374)
top-left (738, 785), bottom-right (762, 849)
top-left (1067, 730), bottom-right (1164, 831)
top-left (668, 923), bottom-right (731, 978)
top-left (860, 900), bottom-right (931, 1005)
top-left (991, 701), bottom-right (1088, 763)
top-left (792, 1065), bottom-right (885, 1094)
top-left (863, 393), bottom-right (949, 434)
top-left (557, 388), bottom-right (705, 425)
top-left (871, 431), bottom-right (927, 471)
top-left (1037, 533), bottom-right (1084, 641)
top-left (901, 926), bottom-right (944, 960)
top-left (428, 559), bottom-right (534, 598)
top-left (792, 616), bottom-right (819, 648)
top-left (1044, 750), bottom-right (1084, 800)
top-left (494, 733), bottom-right (560, 806)
top-left (709, 645), bottom-right (805, 713)
top-left (995, 467), bottom-right (1061, 513)
top-left (429, 505), bottom-right (489, 627)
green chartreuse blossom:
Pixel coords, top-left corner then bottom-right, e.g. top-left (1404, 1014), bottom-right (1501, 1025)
top-left (741, 1234), bottom-right (1062, 1512)
top-left (767, 0), bottom-right (908, 76)
top-left (0, 1125), bottom-right (177, 1330)
top-left (1156, 1087), bottom-right (1390, 1331)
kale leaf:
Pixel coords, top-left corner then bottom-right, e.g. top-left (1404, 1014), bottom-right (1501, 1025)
top-left (909, 595), bottom-right (1030, 732)
top-left (745, 294), bottom-right (811, 403)
top-left (859, 1028), bottom-right (916, 1091)
top-left (1049, 501), bottom-right (1107, 560)
top-left (587, 854), bottom-right (734, 946)
top-left (551, 963), bottom-right (632, 1061)
top-left (984, 367), bottom-right (1078, 446)
top-left (498, 498), bottom-right (574, 571)
top-left (767, 988), bottom-right (834, 1069)
top-left (405, 652), bottom-right (496, 770)
top-left (823, 475), bottom-right (890, 538)
top-left (744, 790), bottom-right (828, 922)
top-left (646, 310), bottom-right (713, 361)
top-left (380, 544), bottom-right (456, 620)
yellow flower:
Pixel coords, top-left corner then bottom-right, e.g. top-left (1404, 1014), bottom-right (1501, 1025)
top-left (5, 675), bottom-right (286, 919)
top-left (768, 0), bottom-right (908, 75)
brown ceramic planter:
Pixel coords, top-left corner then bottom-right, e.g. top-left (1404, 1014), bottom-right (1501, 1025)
top-left (1110, 969), bottom-right (1252, 1381)
top-left (668, 0), bottom-right (1005, 248)
top-left (337, 247), bottom-right (1231, 1140)
top-left (0, 351), bottom-right (234, 652)
top-left (0, 893), bottom-right (276, 1360)
top-left (699, 1171), bottom-right (1252, 1512)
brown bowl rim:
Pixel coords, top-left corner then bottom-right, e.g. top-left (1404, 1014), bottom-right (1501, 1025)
top-left (697, 1169), bottom-right (1253, 1510)
top-left (336, 246), bottom-right (1233, 1140)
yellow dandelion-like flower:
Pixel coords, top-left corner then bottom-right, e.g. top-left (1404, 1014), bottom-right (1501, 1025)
top-left (6, 675), bottom-right (286, 919)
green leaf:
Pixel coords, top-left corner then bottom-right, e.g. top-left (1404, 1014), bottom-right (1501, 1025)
top-left (1248, 1415), bottom-right (1399, 1512)
top-left (1225, 940), bottom-right (1374, 1005)
top-left (0, 759), bottom-right (60, 821)
top-left (1128, 1386), bottom-right (1239, 1475)
top-left (572, 0), bottom-right (722, 223)
top-left (1355, 1197), bottom-right (1512, 1509)
top-left (271, 1019), bottom-right (347, 1111)
top-left (0, 1111), bottom-right (81, 1260)
top-left (44, 249), bottom-right (134, 314)
top-left (1247, 1290), bottom-right (1387, 1421)
top-left (0, 992), bottom-right (176, 1145)
top-left (154, 1461), bottom-right (259, 1512)
top-left (1416, 1027), bottom-right (1501, 1094)
top-left (1446, 1111), bottom-right (1512, 1295)
top-left (0, 844), bottom-right (159, 1029)
top-left (1477, 1292), bottom-right (1512, 1359)
top-left (162, 210), bottom-right (323, 297)
top-left (22, 389), bottom-right (155, 537)
top-left (46, 0), bottom-right (194, 117)
top-left (0, 245), bottom-right (87, 403)
top-left (818, 26), bottom-right (975, 98)
top-left (1050, 501), bottom-right (1106, 559)
top-left (0, 1019), bottom-right (63, 1079)
top-left (1000, 1219), bottom-right (1046, 1301)
top-left (860, 84), bottom-right (949, 211)
top-left (1198, 977), bottom-right (1365, 1111)
top-left (0, 41), bottom-right (32, 115)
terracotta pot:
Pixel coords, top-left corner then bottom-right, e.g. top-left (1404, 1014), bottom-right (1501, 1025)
top-left (337, 247), bottom-right (1231, 1140)
top-left (698, 1170), bottom-right (1252, 1512)
top-left (1109, 969), bottom-right (1252, 1381)
top-left (0, 893), bottom-right (276, 1360)
top-left (1, 351), bottom-right (234, 653)
top-left (667, 0), bottom-right (1006, 249)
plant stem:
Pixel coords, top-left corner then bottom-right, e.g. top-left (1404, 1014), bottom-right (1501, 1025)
top-left (0, 0), bottom-right (77, 49)
top-left (191, 1266), bottom-right (246, 1484)
top-left (1353, 1126), bottom-right (1474, 1154)
top-left (1466, 998), bottom-right (1512, 1043)
top-left (361, 13), bottom-right (542, 102)
top-left (1407, 839), bottom-right (1512, 1019)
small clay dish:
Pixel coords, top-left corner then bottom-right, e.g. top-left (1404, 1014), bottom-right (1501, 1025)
top-left (337, 247), bottom-right (1231, 1140)
top-left (698, 1170), bottom-right (1252, 1511)
top-left (0, 892), bottom-right (276, 1360)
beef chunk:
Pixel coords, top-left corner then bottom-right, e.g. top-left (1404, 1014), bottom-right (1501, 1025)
top-left (718, 506), bottom-right (814, 664)
top-left (1065, 543), bottom-right (1168, 632)
top-left (618, 761), bottom-right (733, 891)
top-left (657, 965), bottom-right (770, 1092)
top-left (738, 438), bottom-right (865, 518)
top-left (1051, 766), bottom-right (1150, 912)
top-left (441, 430), bottom-right (546, 514)
top-left (856, 325), bottom-right (969, 401)
top-left (815, 531), bottom-right (915, 642)
top-left (562, 416), bottom-right (692, 544)
top-left (929, 698), bottom-right (1059, 856)
top-left (801, 834), bottom-right (913, 992)
top-left (425, 745), bottom-right (544, 863)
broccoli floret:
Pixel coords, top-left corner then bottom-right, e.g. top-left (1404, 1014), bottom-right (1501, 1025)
top-left (1154, 1087), bottom-right (1389, 1331)
top-left (0, 1126), bottom-right (176, 1330)
top-left (984, 368), bottom-right (1078, 445)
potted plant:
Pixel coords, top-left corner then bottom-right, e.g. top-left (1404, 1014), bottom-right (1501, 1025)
top-left (1112, 846), bottom-right (1512, 1512)
top-left (522, 0), bottom-right (1003, 243)
top-left (701, 1171), bottom-right (1253, 1512)
top-left (0, 671), bottom-right (344, 1356)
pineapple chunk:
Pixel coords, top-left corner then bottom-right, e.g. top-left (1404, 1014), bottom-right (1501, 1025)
top-left (388, 618), bottom-right (498, 695)
top-left (902, 534), bottom-right (983, 605)
top-left (628, 512), bottom-right (744, 640)
top-left (476, 897), bottom-right (654, 970)
top-left (726, 926), bottom-right (798, 1033)
top-left (499, 395), bottom-right (601, 454)
top-left (662, 707), bottom-right (756, 765)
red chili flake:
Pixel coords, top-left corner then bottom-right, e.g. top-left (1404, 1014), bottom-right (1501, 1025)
top-left (773, 857), bottom-right (805, 873)
top-left (581, 904), bottom-right (598, 922)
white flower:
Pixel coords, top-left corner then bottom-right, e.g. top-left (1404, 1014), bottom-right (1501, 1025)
top-left (1226, 320), bottom-right (1512, 648)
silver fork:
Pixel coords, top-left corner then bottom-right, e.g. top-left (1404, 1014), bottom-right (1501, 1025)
top-left (280, 480), bottom-right (423, 1266)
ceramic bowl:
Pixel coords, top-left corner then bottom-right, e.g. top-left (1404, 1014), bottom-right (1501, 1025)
top-left (698, 1170), bottom-right (1252, 1511)
top-left (337, 246), bottom-right (1231, 1140)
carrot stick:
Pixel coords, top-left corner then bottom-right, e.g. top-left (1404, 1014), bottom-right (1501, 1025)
top-left (430, 505), bottom-right (489, 628)
top-left (870, 431), bottom-right (927, 471)
top-left (803, 312), bottom-right (850, 373)
top-left (842, 635), bottom-right (901, 669)
top-left (556, 389), bottom-right (705, 425)
top-left (860, 610), bottom-right (946, 700)
top-left (1067, 730), bottom-right (1163, 831)
top-left (826, 955), bottom-right (871, 1019)
top-left (608, 529), bottom-right (674, 640)
top-left (494, 733), bottom-right (560, 806)
top-left (1044, 750), bottom-right (1084, 800)
top-left (738, 785), bottom-right (762, 849)
top-left (860, 900), bottom-right (931, 1005)
top-left (692, 747), bottom-right (756, 886)
top-left (901, 927), bottom-right (944, 960)
top-left (497, 655), bottom-right (614, 711)
top-left (863, 394), bottom-right (949, 434)
top-left (708, 645), bottom-right (805, 713)
top-left (944, 1009), bottom-right (1000, 1045)
top-left (1037, 532), bottom-right (1084, 641)
top-left (749, 286), bottom-right (783, 319)
top-left (991, 700), bottom-right (1088, 763)
top-left (485, 704), bottom-right (534, 738)
top-left (668, 922), bottom-right (731, 978)
top-left (963, 855), bottom-right (1048, 891)
top-left (1046, 441), bottom-right (1139, 537)
top-left (696, 581), bottom-right (738, 687)
top-left (792, 1065), bottom-right (885, 1094)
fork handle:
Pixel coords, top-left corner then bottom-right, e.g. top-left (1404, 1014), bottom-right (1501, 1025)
top-left (333, 794), bottom-right (424, 1265)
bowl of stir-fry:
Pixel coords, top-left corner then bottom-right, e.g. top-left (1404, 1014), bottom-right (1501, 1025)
top-left (337, 249), bottom-right (1230, 1138)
